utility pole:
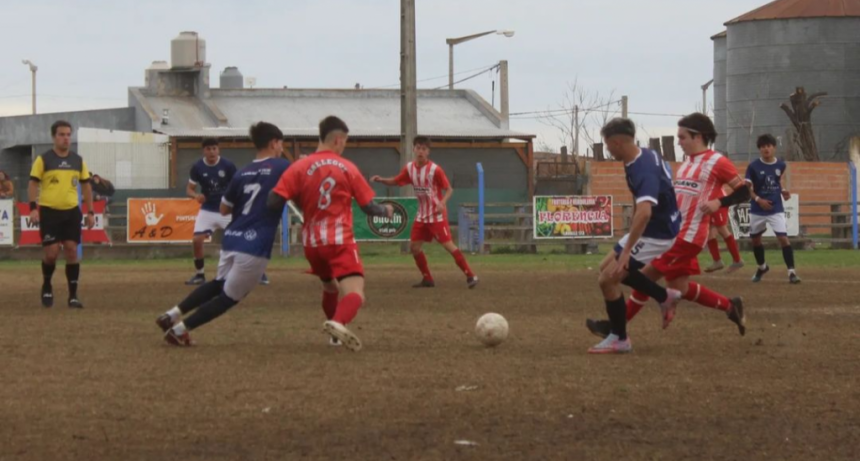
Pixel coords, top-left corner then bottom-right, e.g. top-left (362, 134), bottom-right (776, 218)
top-left (400, 0), bottom-right (417, 176)
top-left (621, 95), bottom-right (628, 119)
top-left (22, 60), bottom-right (37, 115)
top-left (701, 79), bottom-right (714, 115)
top-left (499, 60), bottom-right (509, 129)
top-left (573, 105), bottom-right (580, 157)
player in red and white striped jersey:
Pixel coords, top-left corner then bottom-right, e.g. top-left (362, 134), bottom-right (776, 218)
top-left (372, 137), bottom-right (477, 289)
top-left (270, 116), bottom-right (393, 351)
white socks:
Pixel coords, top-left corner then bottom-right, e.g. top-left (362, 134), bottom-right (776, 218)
top-left (167, 306), bottom-right (182, 322)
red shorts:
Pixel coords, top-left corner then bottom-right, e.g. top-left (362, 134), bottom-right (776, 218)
top-left (411, 220), bottom-right (453, 244)
top-left (650, 239), bottom-right (702, 281)
top-left (710, 208), bottom-right (729, 227)
top-left (304, 244), bottom-right (364, 281)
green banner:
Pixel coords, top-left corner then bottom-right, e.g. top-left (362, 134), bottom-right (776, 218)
top-left (352, 197), bottom-right (418, 241)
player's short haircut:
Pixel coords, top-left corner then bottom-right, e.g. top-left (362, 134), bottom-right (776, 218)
top-left (249, 121), bottom-right (284, 150)
top-left (202, 138), bottom-right (219, 148)
top-left (678, 113), bottom-right (717, 146)
top-left (51, 120), bottom-right (72, 137)
top-left (756, 134), bottom-right (777, 149)
top-left (319, 116), bottom-right (349, 143)
top-left (600, 118), bottom-right (636, 139)
top-left (413, 136), bottom-right (431, 148)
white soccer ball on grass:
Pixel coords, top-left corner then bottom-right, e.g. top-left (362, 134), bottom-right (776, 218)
top-left (475, 313), bottom-right (509, 347)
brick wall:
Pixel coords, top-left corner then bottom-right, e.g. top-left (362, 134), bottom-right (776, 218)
top-left (587, 160), bottom-right (850, 237)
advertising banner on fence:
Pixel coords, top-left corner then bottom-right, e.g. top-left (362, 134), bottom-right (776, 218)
top-left (730, 194), bottom-right (799, 238)
top-left (17, 201), bottom-right (110, 245)
top-left (127, 198), bottom-right (201, 243)
top-left (0, 199), bottom-right (13, 246)
top-left (534, 195), bottom-right (614, 239)
top-left (352, 197), bottom-right (418, 241)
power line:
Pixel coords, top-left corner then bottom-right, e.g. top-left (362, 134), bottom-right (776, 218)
top-left (432, 64), bottom-right (499, 90)
top-left (510, 99), bottom-right (622, 117)
top-left (512, 108), bottom-right (685, 120)
top-left (368, 63), bottom-right (499, 89)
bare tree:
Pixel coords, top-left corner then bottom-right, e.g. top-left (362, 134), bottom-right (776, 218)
top-left (780, 87), bottom-right (826, 162)
top-left (537, 79), bottom-right (620, 167)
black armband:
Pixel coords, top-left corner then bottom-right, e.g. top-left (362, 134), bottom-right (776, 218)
top-left (719, 186), bottom-right (751, 208)
top-left (361, 200), bottom-right (388, 217)
top-left (29, 201), bottom-right (38, 212)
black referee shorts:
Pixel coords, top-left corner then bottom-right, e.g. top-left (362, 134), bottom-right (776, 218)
top-left (39, 207), bottom-right (82, 246)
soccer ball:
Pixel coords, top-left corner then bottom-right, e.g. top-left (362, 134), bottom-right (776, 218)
top-left (475, 313), bottom-right (509, 347)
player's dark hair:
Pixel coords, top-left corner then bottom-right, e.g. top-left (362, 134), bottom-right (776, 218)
top-left (319, 116), bottom-right (349, 142)
top-left (600, 118), bottom-right (636, 139)
top-left (249, 121), bottom-right (284, 150)
top-left (51, 120), bottom-right (72, 137)
top-left (413, 136), bottom-right (431, 147)
top-left (202, 138), bottom-right (219, 148)
top-left (756, 134), bottom-right (777, 149)
top-left (678, 113), bottom-right (717, 146)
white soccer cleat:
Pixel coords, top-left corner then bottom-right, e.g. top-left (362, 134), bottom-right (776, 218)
top-left (323, 321), bottom-right (362, 352)
top-left (659, 288), bottom-right (682, 330)
top-left (587, 334), bottom-right (632, 354)
top-left (329, 336), bottom-right (342, 347)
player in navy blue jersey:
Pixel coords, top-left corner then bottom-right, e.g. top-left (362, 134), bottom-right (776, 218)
top-left (185, 139), bottom-right (238, 285)
top-left (746, 134), bottom-right (800, 284)
top-left (586, 118), bottom-right (682, 354)
top-left (156, 122), bottom-right (291, 346)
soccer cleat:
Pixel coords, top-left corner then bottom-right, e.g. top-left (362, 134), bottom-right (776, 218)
top-left (164, 329), bottom-right (193, 347)
top-left (467, 276), bottom-right (479, 289)
top-left (789, 272), bottom-right (801, 284)
top-left (323, 320), bottom-right (362, 352)
top-left (585, 318), bottom-right (611, 339)
top-left (659, 288), bottom-right (682, 330)
top-left (412, 278), bottom-right (435, 288)
top-left (587, 334), bottom-right (632, 354)
top-left (751, 265), bottom-right (769, 283)
top-left (185, 274), bottom-right (205, 286)
top-left (155, 314), bottom-right (175, 333)
top-left (329, 336), bottom-right (342, 347)
top-left (41, 286), bottom-right (54, 308)
top-left (726, 297), bottom-right (746, 336)
top-left (68, 298), bottom-right (84, 309)
top-left (726, 261), bottom-right (745, 274)
top-left (704, 260), bottom-right (725, 273)
top-left (259, 273), bottom-right (270, 285)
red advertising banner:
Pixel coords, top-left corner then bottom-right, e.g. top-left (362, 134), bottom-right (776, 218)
top-left (17, 201), bottom-right (110, 245)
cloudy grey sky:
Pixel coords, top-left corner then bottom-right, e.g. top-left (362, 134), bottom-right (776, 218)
top-left (0, 0), bottom-right (764, 151)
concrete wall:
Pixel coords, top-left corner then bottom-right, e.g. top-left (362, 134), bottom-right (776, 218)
top-left (713, 35), bottom-right (728, 153)
top-left (725, 18), bottom-right (860, 161)
top-left (0, 108), bottom-right (136, 151)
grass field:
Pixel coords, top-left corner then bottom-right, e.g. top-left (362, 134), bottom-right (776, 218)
top-left (2, 248), bottom-right (860, 460)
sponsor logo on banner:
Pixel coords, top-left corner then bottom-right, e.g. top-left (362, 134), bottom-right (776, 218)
top-left (0, 200), bottom-right (14, 246)
top-left (352, 197), bottom-right (418, 241)
top-left (127, 198), bottom-right (202, 243)
top-left (729, 194), bottom-right (800, 238)
top-left (534, 195), bottom-right (614, 239)
top-left (16, 201), bottom-right (110, 245)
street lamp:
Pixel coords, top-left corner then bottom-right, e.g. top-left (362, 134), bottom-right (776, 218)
top-left (446, 30), bottom-right (515, 89)
top-left (701, 79), bottom-right (714, 116)
top-left (22, 60), bottom-right (37, 115)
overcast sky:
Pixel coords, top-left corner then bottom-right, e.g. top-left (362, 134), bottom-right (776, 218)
top-left (0, 0), bottom-right (764, 152)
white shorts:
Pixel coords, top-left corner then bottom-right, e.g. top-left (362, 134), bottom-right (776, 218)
top-left (194, 209), bottom-right (232, 235)
top-left (615, 234), bottom-right (675, 265)
top-left (216, 251), bottom-right (270, 301)
top-left (750, 213), bottom-right (787, 237)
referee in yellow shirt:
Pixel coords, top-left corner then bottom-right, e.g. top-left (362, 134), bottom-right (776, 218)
top-left (27, 121), bottom-right (95, 308)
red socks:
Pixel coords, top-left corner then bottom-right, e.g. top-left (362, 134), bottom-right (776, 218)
top-left (332, 293), bottom-right (363, 325)
top-left (684, 282), bottom-right (730, 311)
top-left (413, 252), bottom-right (433, 281)
top-left (451, 249), bottom-right (474, 278)
top-left (707, 238), bottom-right (721, 262)
top-left (626, 290), bottom-right (649, 321)
top-left (322, 290), bottom-right (338, 320)
top-left (725, 235), bottom-right (741, 263)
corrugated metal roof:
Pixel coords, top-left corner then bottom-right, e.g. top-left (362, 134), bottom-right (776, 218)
top-left (139, 88), bottom-right (534, 140)
top-left (726, 0), bottom-right (860, 24)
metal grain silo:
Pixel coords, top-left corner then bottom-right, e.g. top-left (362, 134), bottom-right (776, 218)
top-left (712, 30), bottom-right (728, 153)
top-left (724, 0), bottom-right (860, 161)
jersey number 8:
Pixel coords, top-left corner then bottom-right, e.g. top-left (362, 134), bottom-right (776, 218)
top-left (318, 177), bottom-right (336, 210)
